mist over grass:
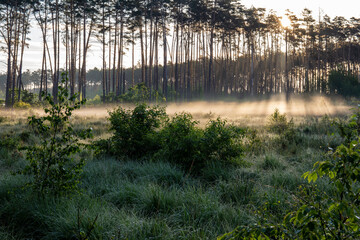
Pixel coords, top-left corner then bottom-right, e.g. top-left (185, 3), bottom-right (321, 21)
top-left (0, 95), bottom-right (353, 239)
top-left (1, 94), bottom-right (350, 127)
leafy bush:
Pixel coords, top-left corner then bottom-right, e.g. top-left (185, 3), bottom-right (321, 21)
top-left (202, 119), bottom-right (244, 163)
top-left (267, 109), bottom-right (302, 150)
top-left (118, 83), bottom-right (166, 103)
top-left (267, 108), bottom-right (293, 134)
top-left (21, 90), bottom-right (37, 105)
top-left (20, 73), bottom-right (92, 197)
top-left (119, 83), bottom-right (150, 103)
top-left (102, 92), bottom-right (116, 103)
top-left (86, 95), bottom-right (101, 105)
top-left (13, 101), bottom-right (31, 109)
top-left (157, 113), bottom-right (203, 172)
top-left (108, 104), bottom-right (166, 158)
top-left (104, 105), bottom-right (244, 174)
top-left (328, 69), bottom-right (360, 97)
top-left (91, 138), bottom-right (113, 156)
top-left (158, 115), bottom-right (244, 174)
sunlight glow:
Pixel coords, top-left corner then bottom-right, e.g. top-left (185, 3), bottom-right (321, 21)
top-left (281, 15), bottom-right (292, 28)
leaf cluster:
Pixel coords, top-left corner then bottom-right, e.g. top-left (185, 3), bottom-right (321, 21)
top-left (20, 73), bottom-right (92, 197)
top-left (108, 103), bottom-right (167, 157)
top-left (267, 108), bottom-right (294, 134)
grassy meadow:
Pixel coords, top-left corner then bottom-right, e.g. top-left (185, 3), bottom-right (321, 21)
top-left (0, 96), bottom-right (354, 239)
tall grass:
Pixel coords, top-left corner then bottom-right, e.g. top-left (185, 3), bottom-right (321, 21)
top-left (0, 113), bottom-right (346, 239)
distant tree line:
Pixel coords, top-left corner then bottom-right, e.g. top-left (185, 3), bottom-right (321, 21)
top-left (1, 0), bottom-right (360, 107)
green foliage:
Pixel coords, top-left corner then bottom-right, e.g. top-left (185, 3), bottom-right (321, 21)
top-left (91, 138), bottom-right (112, 156)
top-left (267, 108), bottom-right (294, 134)
top-left (86, 94), bottom-right (101, 105)
top-left (119, 83), bottom-right (150, 103)
top-left (6, 89), bottom-right (38, 107)
top-left (158, 115), bottom-right (244, 174)
top-left (102, 92), bottom-right (116, 103)
top-left (267, 109), bottom-right (301, 150)
top-left (293, 140), bottom-right (360, 239)
top-left (108, 104), bottom-right (166, 157)
top-left (20, 73), bottom-right (92, 197)
top-left (103, 105), bottom-right (245, 174)
top-left (13, 101), bottom-right (31, 109)
top-left (334, 105), bottom-right (360, 145)
top-left (118, 83), bottom-right (166, 103)
top-left (202, 119), bottom-right (244, 163)
top-left (21, 90), bottom-right (37, 105)
top-left (328, 69), bottom-right (360, 97)
top-left (92, 94), bottom-right (101, 102)
top-left (157, 113), bottom-right (203, 172)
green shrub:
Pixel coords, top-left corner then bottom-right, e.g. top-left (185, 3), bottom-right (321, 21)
top-left (13, 101), bottom-right (31, 109)
top-left (20, 73), bottom-right (92, 197)
top-left (267, 108), bottom-right (293, 134)
top-left (105, 105), bottom-right (244, 174)
top-left (119, 83), bottom-right (150, 103)
top-left (117, 83), bottom-right (166, 103)
top-left (108, 104), bottom-right (166, 157)
top-left (157, 113), bottom-right (202, 172)
top-left (202, 119), bottom-right (244, 163)
top-left (91, 138), bottom-right (113, 156)
top-left (102, 92), bottom-right (116, 103)
top-left (86, 94), bottom-right (101, 105)
top-left (267, 109), bottom-right (303, 150)
top-left (158, 115), bottom-right (244, 174)
top-left (328, 69), bottom-right (360, 97)
top-left (93, 94), bottom-right (101, 102)
top-left (21, 90), bottom-right (37, 105)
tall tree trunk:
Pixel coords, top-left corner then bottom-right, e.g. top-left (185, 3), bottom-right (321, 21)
top-left (162, 8), bottom-right (168, 100)
top-left (5, 6), bottom-right (13, 108)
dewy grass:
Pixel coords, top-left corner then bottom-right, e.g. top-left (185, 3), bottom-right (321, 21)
top-left (259, 155), bottom-right (285, 171)
top-left (0, 111), bottom-right (350, 239)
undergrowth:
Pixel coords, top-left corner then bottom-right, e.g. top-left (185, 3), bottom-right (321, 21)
top-left (0, 104), bottom-right (353, 239)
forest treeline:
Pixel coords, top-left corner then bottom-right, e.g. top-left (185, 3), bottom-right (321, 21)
top-left (1, 0), bottom-right (360, 107)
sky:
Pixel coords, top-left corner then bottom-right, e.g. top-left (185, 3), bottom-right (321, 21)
top-left (1, 0), bottom-right (360, 73)
top-left (242, 0), bottom-right (360, 19)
